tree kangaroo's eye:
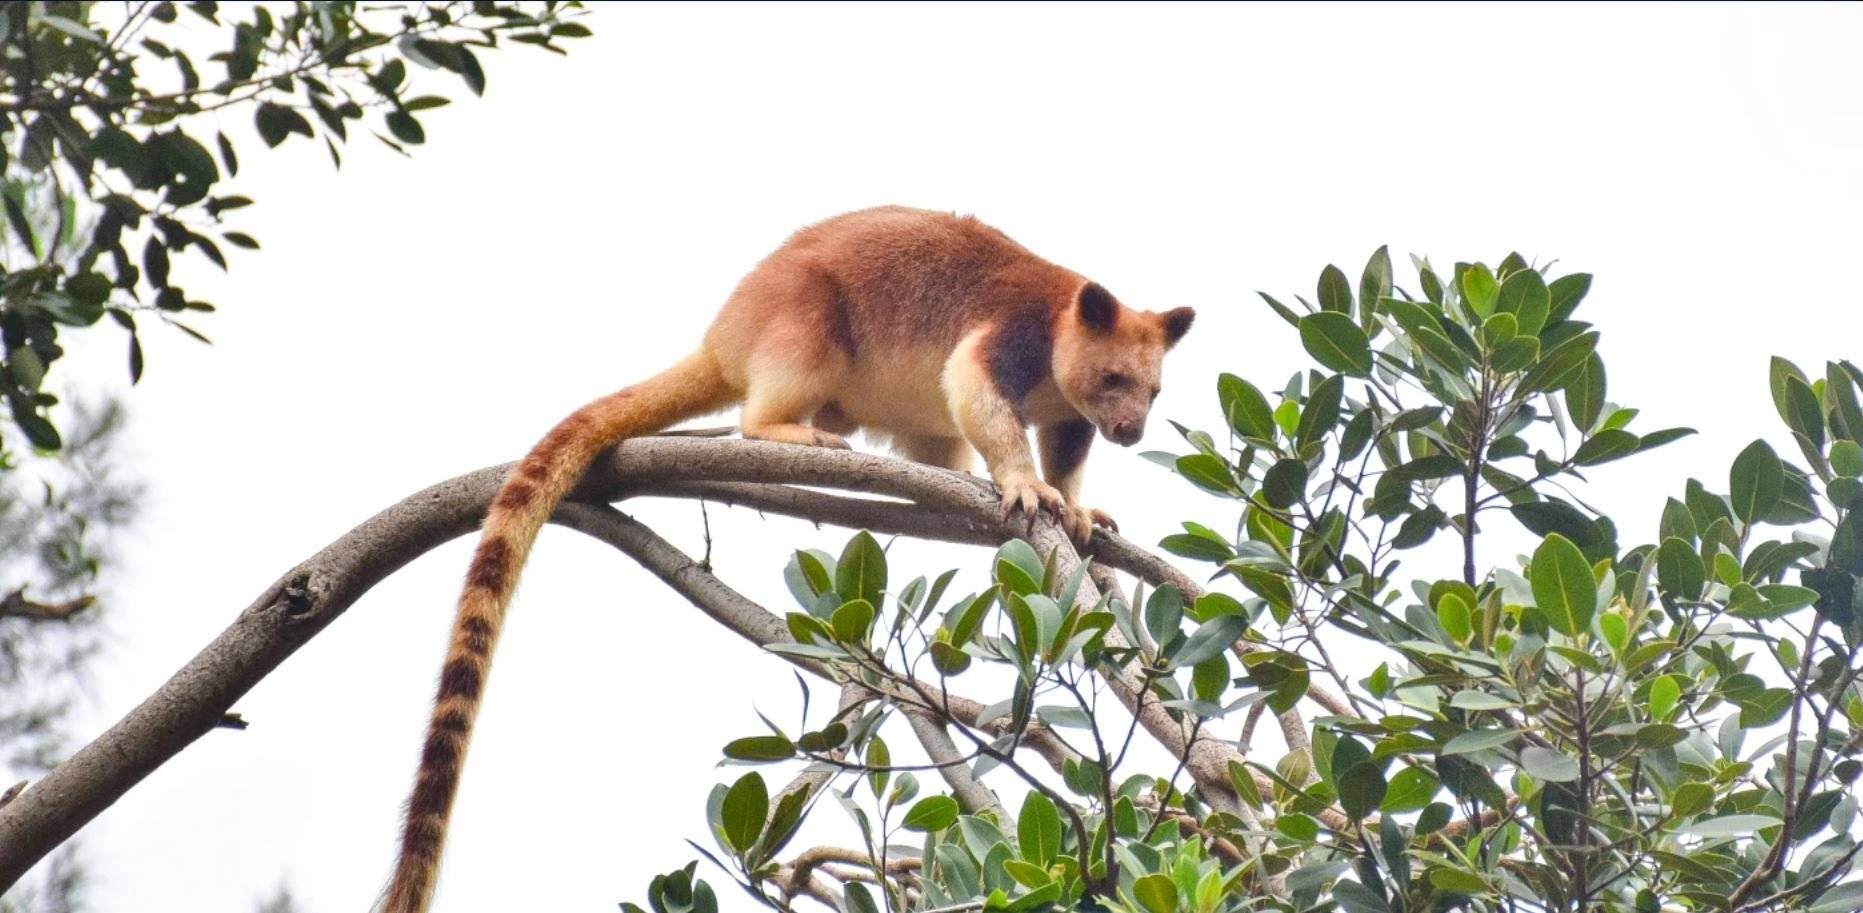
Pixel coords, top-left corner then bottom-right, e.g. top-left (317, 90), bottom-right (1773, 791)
top-left (1103, 372), bottom-right (1128, 389)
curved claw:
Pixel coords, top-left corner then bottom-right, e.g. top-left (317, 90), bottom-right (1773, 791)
top-left (998, 477), bottom-right (1067, 533)
top-left (1059, 504), bottom-right (1116, 545)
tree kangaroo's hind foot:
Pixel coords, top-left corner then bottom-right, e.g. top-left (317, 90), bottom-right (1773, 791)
top-left (743, 422), bottom-right (851, 449)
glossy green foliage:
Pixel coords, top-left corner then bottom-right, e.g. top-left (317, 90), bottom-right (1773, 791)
top-left (0, 1), bottom-right (590, 451)
top-left (640, 255), bottom-right (1863, 913)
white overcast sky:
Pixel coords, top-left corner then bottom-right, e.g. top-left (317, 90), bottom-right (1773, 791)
top-left (26, 3), bottom-right (1863, 911)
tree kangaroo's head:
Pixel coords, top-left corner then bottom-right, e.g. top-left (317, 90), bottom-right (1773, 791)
top-left (1053, 282), bottom-right (1195, 447)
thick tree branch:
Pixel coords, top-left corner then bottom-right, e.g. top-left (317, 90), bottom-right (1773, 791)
top-left (902, 708), bottom-right (1004, 818)
top-left (0, 437), bottom-right (1140, 886)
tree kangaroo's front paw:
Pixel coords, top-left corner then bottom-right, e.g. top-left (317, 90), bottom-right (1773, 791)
top-left (998, 476), bottom-right (1067, 530)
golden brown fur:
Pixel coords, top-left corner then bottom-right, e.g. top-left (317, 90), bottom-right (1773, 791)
top-left (380, 206), bottom-right (1192, 912)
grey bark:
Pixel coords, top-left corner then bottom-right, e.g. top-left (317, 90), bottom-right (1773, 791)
top-left (0, 435), bottom-right (1310, 888)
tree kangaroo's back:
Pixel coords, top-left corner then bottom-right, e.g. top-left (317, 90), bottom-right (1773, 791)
top-left (380, 206), bottom-right (1194, 912)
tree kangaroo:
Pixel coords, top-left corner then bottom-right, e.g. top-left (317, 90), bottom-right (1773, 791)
top-left (380, 206), bottom-right (1195, 912)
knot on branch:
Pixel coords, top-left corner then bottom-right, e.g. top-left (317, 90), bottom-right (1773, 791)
top-left (271, 572), bottom-right (319, 618)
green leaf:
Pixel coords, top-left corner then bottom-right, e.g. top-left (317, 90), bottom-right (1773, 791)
top-left (1262, 459), bottom-right (1308, 509)
top-left (1784, 376), bottom-right (1826, 449)
top-left (1649, 675), bottom-right (1681, 721)
top-left (1295, 373), bottom-right (1344, 449)
top-left (1492, 336), bottom-right (1540, 373)
top-left (1381, 766), bottom-right (1440, 813)
top-left (1218, 373), bottom-right (1276, 440)
top-left (1359, 246), bottom-right (1392, 330)
top-left (842, 883), bottom-right (879, 913)
top-left (1461, 263), bottom-right (1498, 317)
top-left (1532, 534), bottom-right (1598, 637)
top-left (386, 110), bottom-right (426, 145)
top-left (1670, 782), bottom-right (1714, 819)
top-left (1511, 500), bottom-right (1601, 546)
top-left (1317, 264), bottom-right (1353, 313)
top-left (723, 735), bottom-right (795, 762)
top-left (1410, 323), bottom-right (1473, 373)
top-left (1495, 267), bottom-right (1550, 335)
top-left (865, 736), bottom-right (892, 798)
top-left (1336, 762), bottom-right (1387, 821)
top-left (1175, 454), bottom-right (1237, 495)
top-left (1392, 505), bottom-right (1445, 549)
top-left (1681, 814), bottom-right (1781, 839)
top-left (1429, 868), bottom-right (1490, 896)
top-left (1172, 613), bottom-right (1248, 668)
top-left (1828, 362), bottom-right (1863, 443)
top-left (1299, 312), bottom-right (1372, 377)
top-left (1572, 430), bottom-right (1646, 467)
top-left (1258, 291), bottom-right (1304, 327)
top-left (1002, 858), bottom-right (1051, 889)
top-left (1729, 440), bottom-right (1784, 525)
top-left (1450, 691), bottom-right (1515, 711)
top-left (1133, 873), bottom-right (1179, 913)
top-left (1017, 792), bottom-right (1063, 867)
top-left (1520, 746), bottom-right (1580, 783)
top-left (1547, 273), bottom-right (1592, 323)
top-left (1443, 729), bottom-right (1520, 755)
top-left (1333, 736), bottom-right (1386, 820)
top-left (1479, 312), bottom-right (1518, 348)
top-left (1564, 353), bottom-right (1607, 432)
top-left (254, 102), bottom-right (312, 148)
top-left (1832, 440), bottom-right (1863, 478)
top-left (1519, 331), bottom-right (1600, 393)
top-left (3, 192), bottom-right (37, 257)
top-left (831, 599), bottom-right (876, 645)
top-left (720, 772), bottom-right (768, 855)
top-left (837, 532), bottom-right (888, 607)
top-left (1656, 537), bottom-right (1706, 601)
top-left (1436, 592), bottom-right (1473, 646)
top-left (901, 795), bottom-right (959, 832)
top-left (1339, 409), bottom-right (1376, 460)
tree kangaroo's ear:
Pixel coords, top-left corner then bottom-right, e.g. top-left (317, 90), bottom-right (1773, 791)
top-left (1160, 307), bottom-right (1196, 346)
top-left (1077, 282), bottom-right (1118, 331)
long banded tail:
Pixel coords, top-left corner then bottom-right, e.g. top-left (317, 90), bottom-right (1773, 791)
top-left (380, 351), bottom-right (734, 913)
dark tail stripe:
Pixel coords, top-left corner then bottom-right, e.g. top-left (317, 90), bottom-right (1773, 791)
top-left (419, 731), bottom-right (460, 770)
top-left (438, 658), bottom-right (484, 701)
top-left (464, 538), bottom-right (512, 593)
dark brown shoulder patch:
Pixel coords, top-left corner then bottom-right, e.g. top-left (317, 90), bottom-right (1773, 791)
top-left (984, 305), bottom-right (1052, 407)
top-left (1042, 419), bottom-right (1095, 481)
top-left (465, 538), bottom-right (511, 594)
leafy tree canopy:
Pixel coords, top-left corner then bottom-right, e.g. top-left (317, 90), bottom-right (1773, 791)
top-left (0, 0), bottom-right (590, 451)
top-left (633, 251), bottom-right (1863, 913)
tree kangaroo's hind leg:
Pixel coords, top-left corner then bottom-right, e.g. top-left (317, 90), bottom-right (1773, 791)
top-left (739, 347), bottom-right (853, 450)
top-left (892, 434), bottom-right (975, 473)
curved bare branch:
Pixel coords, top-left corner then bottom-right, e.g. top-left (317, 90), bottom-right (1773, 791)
top-left (0, 437), bottom-right (1164, 886)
